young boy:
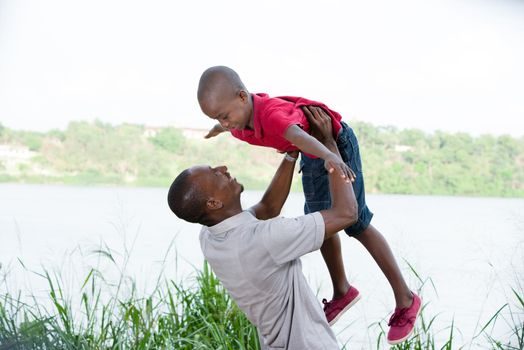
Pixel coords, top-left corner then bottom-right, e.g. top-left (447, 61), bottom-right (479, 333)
top-left (197, 66), bottom-right (421, 345)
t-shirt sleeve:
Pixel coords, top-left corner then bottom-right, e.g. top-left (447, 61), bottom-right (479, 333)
top-left (260, 212), bottom-right (324, 265)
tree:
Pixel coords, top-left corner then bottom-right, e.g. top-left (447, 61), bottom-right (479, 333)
top-left (150, 127), bottom-right (186, 154)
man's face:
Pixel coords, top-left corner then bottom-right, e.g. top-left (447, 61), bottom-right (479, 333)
top-left (200, 91), bottom-right (251, 131)
top-left (190, 165), bottom-right (244, 202)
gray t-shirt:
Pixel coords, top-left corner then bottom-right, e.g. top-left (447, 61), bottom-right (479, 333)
top-left (199, 211), bottom-right (339, 350)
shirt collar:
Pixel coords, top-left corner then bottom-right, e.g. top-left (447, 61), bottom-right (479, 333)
top-left (206, 211), bottom-right (257, 235)
top-left (252, 93), bottom-right (267, 139)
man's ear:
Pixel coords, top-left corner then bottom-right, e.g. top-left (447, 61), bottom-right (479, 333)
top-left (206, 197), bottom-right (223, 210)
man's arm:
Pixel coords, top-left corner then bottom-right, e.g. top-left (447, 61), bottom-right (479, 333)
top-left (284, 123), bottom-right (355, 183)
top-left (301, 106), bottom-right (358, 240)
top-left (248, 151), bottom-right (298, 220)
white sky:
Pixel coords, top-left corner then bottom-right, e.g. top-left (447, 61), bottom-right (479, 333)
top-left (0, 0), bottom-right (523, 136)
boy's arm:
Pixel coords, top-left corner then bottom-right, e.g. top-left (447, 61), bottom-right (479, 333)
top-left (248, 151), bottom-right (298, 220)
top-left (204, 123), bottom-right (228, 139)
top-left (284, 120), bottom-right (355, 183)
top-left (302, 106), bottom-right (358, 240)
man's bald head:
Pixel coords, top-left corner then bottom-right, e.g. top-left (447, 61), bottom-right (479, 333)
top-left (197, 66), bottom-right (247, 108)
top-left (167, 168), bottom-right (208, 224)
top-left (167, 164), bottom-right (245, 226)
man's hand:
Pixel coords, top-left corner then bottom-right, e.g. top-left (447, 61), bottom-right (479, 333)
top-left (302, 106), bottom-right (356, 183)
top-left (204, 123), bottom-right (227, 139)
top-left (301, 106), bottom-right (334, 144)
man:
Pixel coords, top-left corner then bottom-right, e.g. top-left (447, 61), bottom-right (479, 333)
top-left (167, 107), bottom-right (358, 349)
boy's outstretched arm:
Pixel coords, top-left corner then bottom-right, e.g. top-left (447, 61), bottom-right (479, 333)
top-left (284, 115), bottom-right (355, 183)
top-left (204, 123), bottom-right (228, 139)
top-left (248, 151), bottom-right (298, 220)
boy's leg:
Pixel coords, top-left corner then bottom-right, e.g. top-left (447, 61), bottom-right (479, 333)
top-left (320, 233), bottom-right (350, 299)
top-left (339, 122), bottom-right (421, 343)
top-left (319, 231), bottom-right (361, 326)
top-left (300, 153), bottom-right (354, 303)
top-left (354, 224), bottom-right (412, 308)
top-left (355, 225), bottom-right (422, 344)
top-left (338, 123), bottom-right (412, 307)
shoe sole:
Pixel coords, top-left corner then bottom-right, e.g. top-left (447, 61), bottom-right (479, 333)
top-left (328, 293), bottom-right (361, 326)
top-left (386, 300), bottom-right (423, 345)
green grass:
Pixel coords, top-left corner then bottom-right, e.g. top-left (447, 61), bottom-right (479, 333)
top-left (0, 260), bottom-right (259, 350)
top-left (471, 286), bottom-right (524, 350)
top-left (359, 260), bottom-right (524, 350)
top-left (1, 255), bottom-right (522, 350)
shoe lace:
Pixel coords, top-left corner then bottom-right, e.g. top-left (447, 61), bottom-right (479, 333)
top-left (322, 298), bottom-right (332, 311)
top-left (388, 307), bottom-right (414, 327)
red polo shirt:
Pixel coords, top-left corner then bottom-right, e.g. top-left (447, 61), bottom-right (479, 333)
top-left (230, 93), bottom-right (343, 155)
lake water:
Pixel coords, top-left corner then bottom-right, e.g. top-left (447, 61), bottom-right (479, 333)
top-left (1, 184), bottom-right (523, 348)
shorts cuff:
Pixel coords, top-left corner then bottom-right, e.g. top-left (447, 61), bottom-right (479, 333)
top-left (344, 207), bottom-right (373, 236)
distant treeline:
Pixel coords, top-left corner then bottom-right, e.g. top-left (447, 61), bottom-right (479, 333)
top-left (0, 121), bottom-right (522, 197)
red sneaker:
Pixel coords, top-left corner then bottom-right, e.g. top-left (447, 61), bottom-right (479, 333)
top-left (322, 286), bottom-right (361, 326)
top-left (387, 292), bottom-right (422, 345)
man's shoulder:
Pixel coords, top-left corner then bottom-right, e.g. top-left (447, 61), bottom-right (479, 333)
top-left (201, 211), bottom-right (260, 236)
top-left (259, 212), bottom-right (324, 235)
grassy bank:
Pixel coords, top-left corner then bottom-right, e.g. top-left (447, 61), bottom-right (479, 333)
top-left (1, 258), bottom-right (522, 350)
top-left (0, 262), bottom-right (259, 350)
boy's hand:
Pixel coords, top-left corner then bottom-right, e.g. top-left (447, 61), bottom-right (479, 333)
top-left (204, 123), bottom-right (227, 139)
top-left (301, 106), bottom-right (334, 144)
top-left (324, 153), bottom-right (356, 183)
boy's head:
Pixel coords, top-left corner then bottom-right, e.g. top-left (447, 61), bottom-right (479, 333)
top-left (197, 66), bottom-right (253, 130)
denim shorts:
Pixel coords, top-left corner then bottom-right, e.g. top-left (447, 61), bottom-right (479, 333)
top-left (300, 122), bottom-right (373, 236)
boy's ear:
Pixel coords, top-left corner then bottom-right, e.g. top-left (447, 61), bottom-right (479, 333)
top-left (239, 90), bottom-right (249, 102)
top-left (206, 197), bottom-right (223, 210)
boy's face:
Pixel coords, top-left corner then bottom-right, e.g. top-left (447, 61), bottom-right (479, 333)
top-left (200, 90), bottom-right (252, 130)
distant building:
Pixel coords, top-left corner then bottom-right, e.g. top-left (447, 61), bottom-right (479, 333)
top-left (394, 145), bottom-right (412, 153)
top-left (142, 125), bottom-right (210, 140)
top-left (181, 128), bottom-right (208, 139)
top-left (0, 144), bottom-right (35, 161)
top-left (143, 127), bottom-right (162, 138)
top-left (0, 144), bottom-right (36, 174)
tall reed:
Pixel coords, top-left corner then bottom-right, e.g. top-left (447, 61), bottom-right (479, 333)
top-left (1, 256), bottom-right (522, 349)
top-left (0, 259), bottom-right (259, 350)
